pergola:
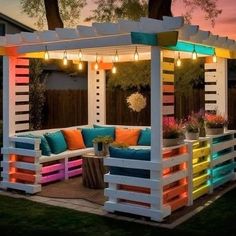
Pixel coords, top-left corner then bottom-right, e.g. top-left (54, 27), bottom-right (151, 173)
top-left (1, 16), bottom-right (235, 221)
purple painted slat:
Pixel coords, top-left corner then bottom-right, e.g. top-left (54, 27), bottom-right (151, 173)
top-left (41, 163), bottom-right (64, 174)
top-left (68, 159), bottom-right (82, 169)
top-left (40, 172), bottom-right (64, 184)
top-left (68, 168), bottom-right (82, 178)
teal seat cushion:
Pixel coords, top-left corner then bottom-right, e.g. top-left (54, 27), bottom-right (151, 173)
top-left (138, 128), bottom-right (151, 146)
top-left (82, 127), bottom-right (115, 147)
top-left (15, 134), bottom-right (51, 156)
top-left (109, 147), bottom-right (150, 178)
top-left (44, 131), bottom-right (67, 154)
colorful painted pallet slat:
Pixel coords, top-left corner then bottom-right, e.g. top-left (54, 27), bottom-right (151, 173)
top-left (193, 184), bottom-right (210, 200)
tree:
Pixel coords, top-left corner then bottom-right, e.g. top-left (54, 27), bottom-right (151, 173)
top-left (86, 0), bottom-right (147, 22)
top-left (20, 0), bottom-right (87, 30)
top-left (149, 0), bottom-right (222, 26)
top-left (89, 0), bottom-right (221, 27)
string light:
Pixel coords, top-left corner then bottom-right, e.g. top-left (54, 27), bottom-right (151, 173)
top-left (134, 46), bottom-right (139, 61)
top-left (63, 50), bottom-right (68, 66)
top-left (114, 50), bottom-right (119, 62)
top-left (44, 46), bottom-right (49, 61)
top-left (176, 52), bottom-right (181, 67)
top-left (94, 54), bottom-right (99, 71)
top-left (192, 45), bottom-right (197, 60)
top-left (213, 49), bottom-right (217, 63)
top-left (78, 61), bottom-right (83, 70)
top-left (112, 63), bottom-right (117, 74)
top-left (78, 49), bottom-right (83, 60)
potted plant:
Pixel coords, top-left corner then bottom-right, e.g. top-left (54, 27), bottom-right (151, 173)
top-left (184, 114), bottom-right (200, 140)
top-left (93, 135), bottom-right (113, 156)
top-left (163, 118), bottom-right (185, 147)
top-left (205, 113), bottom-right (227, 135)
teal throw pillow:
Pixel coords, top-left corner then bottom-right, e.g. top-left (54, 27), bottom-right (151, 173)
top-left (82, 127), bottom-right (115, 147)
top-left (138, 128), bottom-right (151, 146)
top-left (15, 134), bottom-right (51, 156)
top-left (109, 147), bottom-right (150, 178)
top-left (44, 131), bottom-right (67, 154)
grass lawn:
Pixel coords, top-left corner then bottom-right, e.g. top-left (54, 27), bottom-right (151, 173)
top-left (0, 188), bottom-right (236, 236)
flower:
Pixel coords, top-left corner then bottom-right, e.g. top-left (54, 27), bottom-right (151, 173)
top-left (126, 92), bottom-right (147, 112)
top-left (184, 113), bottom-right (200, 133)
top-left (163, 118), bottom-right (184, 139)
top-left (205, 113), bottom-right (227, 128)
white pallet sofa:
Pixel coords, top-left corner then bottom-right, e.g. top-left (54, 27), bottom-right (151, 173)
top-left (1, 125), bottom-right (93, 194)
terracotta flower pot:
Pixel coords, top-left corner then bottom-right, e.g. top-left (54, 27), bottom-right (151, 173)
top-left (206, 127), bottom-right (224, 135)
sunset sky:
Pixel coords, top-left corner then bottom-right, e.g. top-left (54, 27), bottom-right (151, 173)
top-left (0, 0), bottom-right (236, 39)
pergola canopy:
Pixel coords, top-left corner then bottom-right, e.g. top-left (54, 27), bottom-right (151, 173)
top-left (0, 16), bottom-right (235, 61)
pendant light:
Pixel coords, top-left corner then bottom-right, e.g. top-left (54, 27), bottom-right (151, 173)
top-left (134, 46), bottom-right (139, 61)
top-left (192, 45), bottom-right (197, 60)
top-left (176, 52), bottom-right (181, 67)
top-left (63, 50), bottom-right (68, 66)
top-left (44, 46), bottom-right (49, 61)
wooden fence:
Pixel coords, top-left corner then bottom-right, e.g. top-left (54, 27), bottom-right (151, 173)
top-left (0, 88), bottom-right (235, 129)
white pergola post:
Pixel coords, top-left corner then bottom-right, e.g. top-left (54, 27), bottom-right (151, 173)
top-left (87, 62), bottom-right (106, 125)
top-left (3, 56), bottom-right (16, 146)
top-left (205, 58), bottom-right (228, 116)
top-left (150, 47), bottom-right (169, 221)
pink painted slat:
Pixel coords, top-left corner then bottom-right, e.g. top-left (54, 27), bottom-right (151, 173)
top-left (163, 95), bottom-right (174, 104)
top-left (41, 163), bottom-right (64, 174)
top-left (68, 168), bottom-right (82, 178)
top-left (15, 76), bottom-right (29, 84)
top-left (15, 68), bottom-right (29, 75)
top-left (68, 159), bottom-right (82, 169)
top-left (40, 173), bottom-right (64, 184)
top-left (16, 58), bottom-right (29, 66)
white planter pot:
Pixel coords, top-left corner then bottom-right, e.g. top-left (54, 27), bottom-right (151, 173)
top-left (206, 127), bottom-right (224, 135)
top-left (185, 132), bottom-right (199, 140)
top-left (163, 138), bottom-right (184, 147)
top-left (93, 142), bottom-right (109, 156)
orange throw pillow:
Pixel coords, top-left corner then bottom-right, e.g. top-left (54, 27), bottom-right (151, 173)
top-left (115, 128), bottom-right (141, 146)
top-left (62, 129), bottom-right (85, 150)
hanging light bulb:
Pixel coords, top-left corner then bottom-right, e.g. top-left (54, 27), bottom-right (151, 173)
top-left (78, 61), bottom-right (83, 70)
top-left (213, 49), bottom-right (217, 63)
top-left (176, 52), bottom-right (181, 67)
top-left (44, 46), bottom-right (49, 61)
top-left (78, 49), bottom-right (83, 60)
top-left (112, 63), bottom-right (117, 74)
top-left (94, 54), bottom-right (99, 71)
top-left (63, 50), bottom-right (68, 66)
top-left (114, 50), bottom-right (119, 62)
top-left (192, 45), bottom-right (197, 60)
top-left (134, 46), bottom-right (139, 61)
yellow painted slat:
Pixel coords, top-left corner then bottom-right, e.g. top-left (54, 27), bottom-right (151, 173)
top-left (163, 73), bottom-right (174, 82)
top-left (193, 161), bottom-right (210, 174)
top-left (162, 62), bottom-right (174, 71)
top-left (193, 173), bottom-right (209, 188)
top-left (193, 184), bottom-right (210, 200)
top-left (215, 48), bottom-right (231, 59)
top-left (0, 47), bottom-right (6, 55)
top-left (23, 52), bottom-right (44, 59)
top-left (193, 146), bottom-right (210, 159)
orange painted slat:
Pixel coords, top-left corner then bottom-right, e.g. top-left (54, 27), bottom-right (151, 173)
top-left (15, 76), bottom-right (29, 84)
top-left (90, 62), bottom-right (112, 70)
top-left (12, 172), bottom-right (36, 183)
top-left (168, 196), bottom-right (188, 211)
top-left (15, 68), bottom-right (29, 75)
top-left (163, 85), bottom-right (174, 93)
top-left (163, 183), bottom-right (188, 202)
top-left (163, 95), bottom-right (174, 104)
top-left (16, 58), bottom-right (29, 66)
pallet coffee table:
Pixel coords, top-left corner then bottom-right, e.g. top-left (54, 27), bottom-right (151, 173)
top-left (82, 152), bottom-right (108, 189)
